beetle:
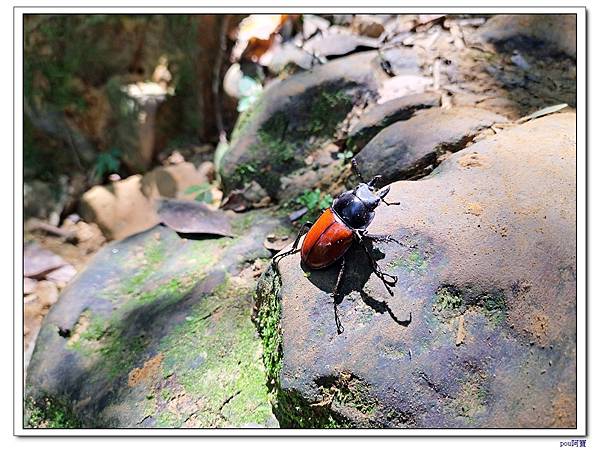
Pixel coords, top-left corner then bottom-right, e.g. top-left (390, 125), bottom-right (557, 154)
top-left (273, 159), bottom-right (402, 333)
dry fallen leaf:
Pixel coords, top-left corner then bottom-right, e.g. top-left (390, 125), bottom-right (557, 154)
top-left (263, 234), bottom-right (292, 253)
top-left (232, 14), bottom-right (290, 62)
top-left (156, 198), bottom-right (233, 237)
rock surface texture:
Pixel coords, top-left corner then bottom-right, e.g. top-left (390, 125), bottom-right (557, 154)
top-left (25, 211), bottom-right (287, 428)
top-left (471, 14), bottom-right (576, 59)
top-left (354, 106), bottom-right (508, 184)
top-left (256, 112), bottom-right (576, 428)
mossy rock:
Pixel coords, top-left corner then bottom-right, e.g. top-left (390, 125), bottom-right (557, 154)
top-left (217, 51), bottom-right (387, 200)
top-left (25, 211), bottom-right (288, 428)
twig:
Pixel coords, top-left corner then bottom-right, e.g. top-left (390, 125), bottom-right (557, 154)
top-left (213, 14), bottom-right (231, 144)
top-left (65, 123), bottom-right (85, 172)
top-left (26, 218), bottom-right (78, 243)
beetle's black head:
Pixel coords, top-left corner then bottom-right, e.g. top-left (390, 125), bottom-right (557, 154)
top-left (332, 183), bottom-right (382, 230)
top-left (355, 183), bottom-right (381, 209)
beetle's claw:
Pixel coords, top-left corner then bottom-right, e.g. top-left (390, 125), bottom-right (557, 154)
top-left (381, 272), bottom-right (397, 285)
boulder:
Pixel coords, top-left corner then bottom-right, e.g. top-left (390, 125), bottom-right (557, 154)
top-left (256, 112), bottom-right (576, 428)
top-left (141, 161), bottom-right (214, 201)
top-left (470, 14), bottom-right (576, 59)
top-left (217, 51), bottom-right (392, 199)
top-left (354, 106), bottom-right (508, 184)
top-left (79, 175), bottom-right (159, 241)
top-left (25, 210), bottom-right (289, 428)
top-left (347, 92), bottom-right (441, 152)
top-left (80, 162), bottom-right (215, 240)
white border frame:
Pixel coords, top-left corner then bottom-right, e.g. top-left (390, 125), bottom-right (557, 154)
top-left (13, 4), bottom-right (587, 437)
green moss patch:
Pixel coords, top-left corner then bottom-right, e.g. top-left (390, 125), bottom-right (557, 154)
top-left (305, 90), bottom-right (353, 137)
top-left (433, 284), bottom-right (508, 327)
top-left (25, 395), bottom-right (81, 429)
top-left (150, 276), bottom-right (274, 427)
top-left (389, 249), bottom-right (429, 274)
top-left (434, 286), bottom-right (463, 312)
top-left (67, 235), bottom-right (229, 382)
top-left (67, 276), bottom-right (196, 381)
top-left (254, 268), bottom-right (353, 428)
top-left (448, 372), bottom-right (489, 424)
top-left (316, 373), bottom-right (378, 417)
top-left (479, 292), bottom-right (507, 326)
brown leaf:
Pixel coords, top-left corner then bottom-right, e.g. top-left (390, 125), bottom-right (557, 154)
top-left (263, 234), bottom-right (292, 253)
top-left (232, 14), bottom-right (291, 62)
top-left (156, 199), bottom-right (233, 237)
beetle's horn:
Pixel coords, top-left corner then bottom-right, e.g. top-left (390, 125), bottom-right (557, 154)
top-left (378, 185), bottom-right (390, 199)
top-left (368, 175), bottom-right (382, 188)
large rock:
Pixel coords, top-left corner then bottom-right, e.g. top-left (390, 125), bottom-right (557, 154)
top-left (354, 107), bottom-right (508, 184)
top-left (79, 175), bottom-right (159, 241)
top-left (347, 92), bottom-right (441, 152)
top-left (217, 51), bottom-right (392, 199)
top-left (471, 14), bottom-right (576, 59)
top-left (25, 210), bottom-right (288, 428)
top-left (256, 112), bottom-right (576, 428)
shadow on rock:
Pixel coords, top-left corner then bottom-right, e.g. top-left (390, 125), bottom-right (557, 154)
top-left (304, 240), bottom-right (412, 331)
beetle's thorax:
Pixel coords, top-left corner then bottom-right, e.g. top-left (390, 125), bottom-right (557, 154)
top-left (332, 183), bottom-right (379, 230)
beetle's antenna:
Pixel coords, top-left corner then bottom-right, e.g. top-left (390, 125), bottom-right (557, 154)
top-left (351, 158), bottom-right (365, 183)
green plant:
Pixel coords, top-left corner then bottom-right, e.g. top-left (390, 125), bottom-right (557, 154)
top-left (237, 76), bottom-right (263, 112)
top-left (296, 188), bottom-right (333, 212)
top-left (184, 183), bottom-right (213, 203)
top-left (337, 150), bottom-right (354, 161)
top-left (234, 163), bottom-right (257, 185)
top-left (92, 148), bottom-right (121, 181)
top-left (292, 188), bottom-right (334, 222)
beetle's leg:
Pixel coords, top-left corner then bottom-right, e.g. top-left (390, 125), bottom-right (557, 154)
top-left (377, 185), bottom-right (401, 206)
top-left (361, 230), bottom-right (401, 245)
top-left (272, 221), bottom-right (313, 267)
top-left (332, 257), bottom-right (346, 298)
top-left (355, 233), bottom-right (398, 295)
top-left (332, 257), bottom-right (346, 334)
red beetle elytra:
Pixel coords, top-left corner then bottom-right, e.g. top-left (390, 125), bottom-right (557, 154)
top-left (273, 159), bottom-right (402, 333)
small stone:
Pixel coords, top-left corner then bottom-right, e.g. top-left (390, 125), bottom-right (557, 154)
top-left (24, 277), bottom-right (38, 295)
